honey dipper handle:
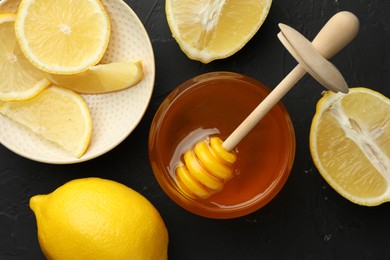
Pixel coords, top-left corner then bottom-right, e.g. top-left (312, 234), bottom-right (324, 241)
top-left (222, 11), bottom-right (359, 152)
top-left (310, 11), bottom-right (359, 60)
top-left (222, 66), bottom-right (305, 151)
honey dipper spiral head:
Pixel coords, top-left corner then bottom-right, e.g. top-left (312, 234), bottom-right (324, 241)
top-left (175, 137), bottom-right (237, 199)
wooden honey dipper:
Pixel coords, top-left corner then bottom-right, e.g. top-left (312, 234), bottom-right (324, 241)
top-left (175, 11), bottom-right (360, 199)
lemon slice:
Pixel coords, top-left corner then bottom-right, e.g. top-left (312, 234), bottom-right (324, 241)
top-left (46, 60), bottom-right (143, 94)
top-left (0, 86), bottom-right (92, 157)
top-left (0, 14), bottom-right (49, 101)
top-left (310, 87), bottom-right (390, 206)
top-left (165, 0), bottom-right (272, 63)
top-left (15, 0), bottom-right (110, 74)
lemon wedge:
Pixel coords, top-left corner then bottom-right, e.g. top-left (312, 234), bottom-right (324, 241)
top-left (0, 14), bottom-right (49, 101)
top-left (165, 0), bottom-right (272, 63)
top-left (0, 86), bottom-right (92, 157)
top-left (46, 60), bottom-right (143, 94)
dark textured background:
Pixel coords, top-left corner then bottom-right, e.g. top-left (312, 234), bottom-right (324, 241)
top-left (1, 0), bottom-right (390, 259)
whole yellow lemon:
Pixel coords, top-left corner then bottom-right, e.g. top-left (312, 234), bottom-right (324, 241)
top-left (30, 177), bottom-right (168, 260)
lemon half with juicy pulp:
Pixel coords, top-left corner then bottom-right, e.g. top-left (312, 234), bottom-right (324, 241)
top-left (0, 13), bottom-right (49, 101)
top-left (15, 0), bottom-right (110, 74)
top-left (0, 86), bottom-right (92, 158)
top-left (166, 0), bottom-right (272, 63)
top-left (310, 87), bottom-right (390, 206)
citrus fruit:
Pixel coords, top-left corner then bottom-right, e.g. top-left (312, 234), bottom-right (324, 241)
top-left (0, 13), bottom-right (49, 101)
top-left (165, 0), bottom-right (272, 63)
top-left (15, 0), bottom-right (110, 74)
top-left (0, 86), bottom-right (92, 157)
top-left (30, 178), bottom-right (169, 260)
top-left (310, 87), bottom-right (390, 206)
top-left (46, 60), bottom-right (143, 94)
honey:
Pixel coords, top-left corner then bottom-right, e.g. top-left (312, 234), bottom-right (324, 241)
top-left (149, 72), bottom-right (295, 218)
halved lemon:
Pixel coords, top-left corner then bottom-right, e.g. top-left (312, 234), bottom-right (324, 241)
top-left (0, 86), bottom-right (92, 157)
top-left (310, 87), bottom-right (390, 206)
top-left (0, 13), bottom-right (49, 101)
top-left (46, 60), bottom-right (143, 94)
top-left (166, 0), bottom-right (272, 63)
top-left (15, 0), bottom-right (110, 74)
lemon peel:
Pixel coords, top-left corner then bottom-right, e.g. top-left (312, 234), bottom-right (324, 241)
top-left (30, 178), bottom-right (169, 260)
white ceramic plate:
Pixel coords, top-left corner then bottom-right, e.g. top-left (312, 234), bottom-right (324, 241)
top-left (0, 0), bottom-right (155, 164)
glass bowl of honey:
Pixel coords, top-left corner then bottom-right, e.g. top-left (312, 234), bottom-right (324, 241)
top-left (149, 72), bottom-right (295, 219)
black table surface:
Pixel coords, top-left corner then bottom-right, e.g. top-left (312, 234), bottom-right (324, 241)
top-left (1, 0), bottom-right (390, 259)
